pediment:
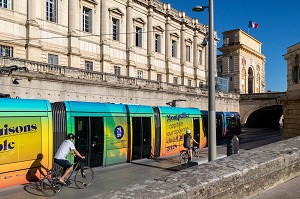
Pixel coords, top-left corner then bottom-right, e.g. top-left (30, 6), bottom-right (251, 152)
top-left (83, 0), bottom-right (98, 5)
top-left (108, 7), bottom-right (124, 16)
top-left (185, 38), bottom-right (192, 44)
top-left (153, 26), bottom-right (164, 32)
top-left (133, 17), bottom-right (146, 25)
top-left (170, 33), bottom-right (179, 38)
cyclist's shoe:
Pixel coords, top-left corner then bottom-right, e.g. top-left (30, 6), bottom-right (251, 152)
top-left (65, 179), bottom-right (72, 186)
top-left (58, 180), bottom-right (67, 186)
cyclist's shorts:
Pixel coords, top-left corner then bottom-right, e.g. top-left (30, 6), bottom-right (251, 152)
top-left (54, 158), bottom-right (72, 168)
top-left (185, 147), bottom-right (191, 150)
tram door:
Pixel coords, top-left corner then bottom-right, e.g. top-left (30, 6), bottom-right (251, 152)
top-left (132, 117), bottom-right (151, 160)
top-left (193, 118), bottom-right (200, 148)
top-left (75, 117), bottom-right (104, 167)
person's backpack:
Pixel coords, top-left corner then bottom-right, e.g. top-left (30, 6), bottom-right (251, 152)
top-left (183, 134), bottom-right (191, 148)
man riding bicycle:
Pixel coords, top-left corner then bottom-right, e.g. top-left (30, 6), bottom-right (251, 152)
top-left (183, 129), bottom-right (199, 160)
top-left (54, 133), bottom-right (85, 185)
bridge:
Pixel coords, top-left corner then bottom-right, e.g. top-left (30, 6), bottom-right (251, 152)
top-left (239, 92), bottom-right (286, 128)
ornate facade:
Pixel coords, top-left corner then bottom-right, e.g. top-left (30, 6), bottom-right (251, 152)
top-left (0, 0), bottom-right (215, 88)
top-left (218, 29), bottom-right (266, 94)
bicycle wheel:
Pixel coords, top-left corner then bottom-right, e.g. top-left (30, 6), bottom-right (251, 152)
top-left (193, 149), bottom-right (201, 159)
top-left (180, 151), bottom-right (189, 165)
top-left (75, 166), bottom-right (94, 189)
top-left (41, 171), bottom-right (62, 197)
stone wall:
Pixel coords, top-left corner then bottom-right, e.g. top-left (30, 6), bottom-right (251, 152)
top-left (0, 57), bottom-right (239, 112)
top-left (93, 136), bottom-right (300, 199)
top-left (284, 42), bottom-right (300, 139)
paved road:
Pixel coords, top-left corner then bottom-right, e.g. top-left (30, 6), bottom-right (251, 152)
top-left (0, 128), bottom-right (289, 199)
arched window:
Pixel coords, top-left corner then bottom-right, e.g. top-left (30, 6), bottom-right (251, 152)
top-left (248, 67), bottom-right (254, 93)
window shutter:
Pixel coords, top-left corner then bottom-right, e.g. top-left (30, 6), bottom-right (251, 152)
top-left (7, 0), bottom-right (12, 9)
top-left (139, 29), bottom-right (142, 47)
top-left (116, 20), bottom-right (119, 40)
top-left (89, 10), bottom-right (92, 32)
top-left (157, 35), bottom-right (161, 52)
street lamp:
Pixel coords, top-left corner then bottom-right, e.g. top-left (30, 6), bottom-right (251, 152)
top-left (192, 0), bottom-right (216, 161)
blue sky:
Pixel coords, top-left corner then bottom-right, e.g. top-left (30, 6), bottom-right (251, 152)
top-left (160, 0), bottom-right (300, 92)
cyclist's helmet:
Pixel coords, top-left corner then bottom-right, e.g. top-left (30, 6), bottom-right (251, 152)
top-left (186, 129), bottom-right (191, 134)
top-left (67, 133), bottom-right (75, 139)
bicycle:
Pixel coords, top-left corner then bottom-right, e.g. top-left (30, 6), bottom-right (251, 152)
top-left (179, 146), bottom-right (201, 165)
top-left (40, 158), bottom-right (94, 197)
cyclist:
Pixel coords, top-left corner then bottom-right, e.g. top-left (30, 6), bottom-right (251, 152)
top-left (183, 129), bottom-right (199, 160)
top-left (54, 133), bottom-right (85, 185)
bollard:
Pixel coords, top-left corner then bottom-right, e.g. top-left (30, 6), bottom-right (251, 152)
top-left (227, 135), bottom-right (239, 156)
top-left (232, 135), bottom-right (239, 154)
top-left (227, 141), bottom-right (233, 156)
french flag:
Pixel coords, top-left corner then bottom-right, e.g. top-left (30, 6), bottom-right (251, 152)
top-left (248, 21), bottom-right (259, 29)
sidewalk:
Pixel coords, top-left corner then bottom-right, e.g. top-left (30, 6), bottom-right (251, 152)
top-left (250, 175), bottom-right (300, 199)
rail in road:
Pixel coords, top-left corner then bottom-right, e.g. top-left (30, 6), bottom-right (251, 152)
top-left (0, 128), bottom-right (282, 199)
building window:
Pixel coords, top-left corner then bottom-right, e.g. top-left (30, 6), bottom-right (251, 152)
top-left (173, 76), bottom-right (178, 84)
top-left (135, 27), bottom-right (142, 47)
top-left (155, 34), bottom-right (161, 53)
top-left (157, 74), bottom-right (162, 82)
top-left (83, 7), bottom-right (92, 33)
top-left (0, 0), bottom-right (12, 9)
top-left (186, 46), bottom-right (190, 62)
top-left (48, 54), bottom-right (58, 64)
top-left (137, 70), bottom-right (143, 79)
top-left (46, 0), bottom-right (57, 22)
top-left (112, 18), bottom-right (119, 41)
top-left (172, 40), bottom-right (177, 57)
top-left (198, 50), bottom-right (203, 65)
top-left (188, 80), bottom-right (192, 87)
top-left (0, 45), bottom-right (13, 57)
top-left (218, 65), bottom-right (223, 73)
top-left (85, 61), bottom-right (93, 71)
top-left (114, 66), bottom-right (121, 75)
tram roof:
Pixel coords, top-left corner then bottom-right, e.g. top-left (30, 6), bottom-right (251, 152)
top-left (0, 98), bottom-right (51, 113)
top-left (155, 106), bottom-right (201, 115)
top-left (64, 101), bottom-right (127, 114)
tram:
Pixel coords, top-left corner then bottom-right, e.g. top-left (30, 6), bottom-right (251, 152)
top-left (0, 98), bottom-right (239, 188)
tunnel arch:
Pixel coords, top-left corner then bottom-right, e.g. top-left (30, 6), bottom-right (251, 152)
top-left (245, 105), bottom-right (283, 128)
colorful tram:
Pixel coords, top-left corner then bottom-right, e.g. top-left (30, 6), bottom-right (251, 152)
top-left (201, 111), bottom-right (241, 141)
top-left (0, 98), bottom-right (239, 188)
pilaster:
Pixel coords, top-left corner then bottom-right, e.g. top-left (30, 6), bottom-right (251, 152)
top-left (26, 0), bottom-right (42, 61)
top-left (147, 3), bottom-right (156, 81)
top-left (126, 0), bottom-right (135, 77)
top-left (68, 0), bottom-right (81, 68)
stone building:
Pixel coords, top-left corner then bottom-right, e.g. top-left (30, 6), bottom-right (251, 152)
top-left (283, 42), bottom-right (300, 138)
top-left (0, 0), bottom-right (212, 87)
top-left (0, 0), bottom-right (240, 111)
top-left (218, 29), bottom-right (266, 94)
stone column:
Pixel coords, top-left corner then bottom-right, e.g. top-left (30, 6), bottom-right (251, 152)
top-left (126, 0), bottom-right (135, 77)
top-left (68, 0), bottom-right (81, 68)
top-left (26, 0), bottom-right (41, 61)
top-left (180, 22), bottom-right (186, 85)
top-left (147, 2), bottom-right (155, 81)
top-left (100, 0), bottom-right (111, 73)
top-left (193, 28), bottom-right (198, 86)
top-left (165, 15), bottom-right (171, 83)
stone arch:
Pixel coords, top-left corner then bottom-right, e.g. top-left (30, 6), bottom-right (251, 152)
top-left (244, 105), bottom-right (283, 128)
